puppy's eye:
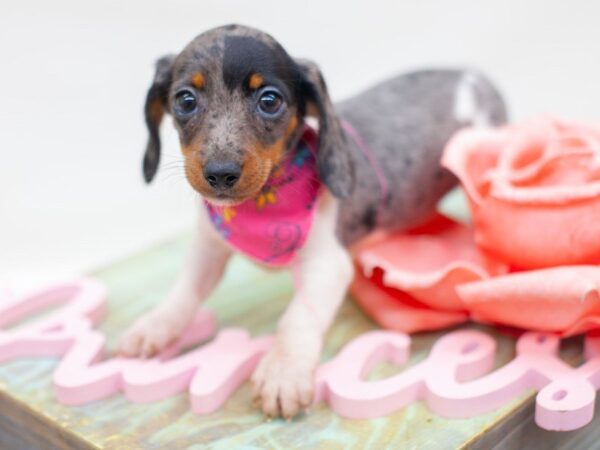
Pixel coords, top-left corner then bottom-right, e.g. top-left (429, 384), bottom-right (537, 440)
top-left (257, 90), bottom-right (283, 117)
top-left (174, 90), bottom-right (198, 116)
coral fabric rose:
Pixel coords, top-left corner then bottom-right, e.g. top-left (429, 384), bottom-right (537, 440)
top-left (351, 117), bottom-right (600, 337)
top-left (442, 118), bottom-right (600, 269)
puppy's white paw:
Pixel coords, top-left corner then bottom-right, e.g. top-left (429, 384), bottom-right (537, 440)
top-left (117, 311), bottom-right (186, 358)
top-left (251, 348), bottom-right (316, 419)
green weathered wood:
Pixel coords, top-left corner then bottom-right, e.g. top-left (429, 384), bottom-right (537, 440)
top-left (0, 232), bottom-right (586, 449)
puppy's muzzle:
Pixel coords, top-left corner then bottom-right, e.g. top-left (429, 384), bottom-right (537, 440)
top-left (203, 161), bottom-right (241, 190)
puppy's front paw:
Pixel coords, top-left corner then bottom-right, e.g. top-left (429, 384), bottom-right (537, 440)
top-left (117, 311), bottom-right (186, 358)
top-left (251, 349), bottom-right (316, 419)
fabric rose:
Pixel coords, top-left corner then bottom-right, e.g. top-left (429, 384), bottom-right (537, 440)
top-left (351, 117), bottom-right (600, 337)
top-left (442, 118), bottom-right (600, 269)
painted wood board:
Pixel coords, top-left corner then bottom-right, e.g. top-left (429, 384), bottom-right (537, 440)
top-left (0, 232), bottom-right (590, 450)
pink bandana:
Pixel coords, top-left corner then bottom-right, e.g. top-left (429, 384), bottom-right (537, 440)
top-left (205, 126), bottom-right (321, 267)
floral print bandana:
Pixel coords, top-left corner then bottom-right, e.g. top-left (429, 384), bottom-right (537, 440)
top-left (205, 125), bottom-right (321, 267)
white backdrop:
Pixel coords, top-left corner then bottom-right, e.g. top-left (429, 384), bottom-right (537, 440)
top-left (2, 0), bottom-right (599, 290)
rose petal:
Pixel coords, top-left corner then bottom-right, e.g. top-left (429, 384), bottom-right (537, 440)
top-left (458, 266), bottom-right (600, 335)
top-left (358, 214), bottom-right (507, 311)
top-left (473, 195), bottom-right (600, 268)
top-left (494, 119), bottom-right (600, 204)
top-left (350, 269), bottom-right (468, 333)
top-left (442, 127), bottom-right (512, 209)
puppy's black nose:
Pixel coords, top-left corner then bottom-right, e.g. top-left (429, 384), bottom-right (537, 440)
top-left (203, 161), bottom-right (241, 189)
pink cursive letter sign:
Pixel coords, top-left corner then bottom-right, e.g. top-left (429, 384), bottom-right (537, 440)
top-left (1, 279), bottom-right (599, 431)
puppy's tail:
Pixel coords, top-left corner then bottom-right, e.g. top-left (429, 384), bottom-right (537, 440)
top-left (453, 71), bottom-right (508, 128)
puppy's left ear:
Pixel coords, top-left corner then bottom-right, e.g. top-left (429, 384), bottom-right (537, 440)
top-left (296, 59), bottom-right (354, 198)
top-left (142, 54), bottom-right (175, 183)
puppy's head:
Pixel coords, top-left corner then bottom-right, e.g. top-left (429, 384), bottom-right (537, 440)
top-left (142, 24), bottom-right (354, 204)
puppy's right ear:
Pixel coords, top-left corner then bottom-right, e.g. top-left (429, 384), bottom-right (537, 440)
top-left (143, 54), bottom-right (175, 183)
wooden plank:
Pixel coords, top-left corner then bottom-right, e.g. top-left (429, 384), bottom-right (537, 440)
top-left (0, 233), bottom-right (587, 449)
top-left (0, 388), bottom-right (94, 450)
top-left (472, 393), bottom-right (600, 450)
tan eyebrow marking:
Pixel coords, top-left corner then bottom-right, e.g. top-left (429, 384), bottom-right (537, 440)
top-left (248, 73), bottom-right (264, 90)
top-left (191, 72), bottom-right (205, 89)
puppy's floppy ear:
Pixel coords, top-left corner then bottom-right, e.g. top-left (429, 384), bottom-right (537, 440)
top-left (296, 58), bottom-right (354, 198)
top-left (142, 54), bottom-right (175, 183)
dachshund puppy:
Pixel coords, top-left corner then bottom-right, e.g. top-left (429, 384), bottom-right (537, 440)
top-left (118, 24), bottom-right (506, 419)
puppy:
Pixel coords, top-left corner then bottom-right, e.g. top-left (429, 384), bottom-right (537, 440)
top-left (118, 24), bottom-right (506, 419)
